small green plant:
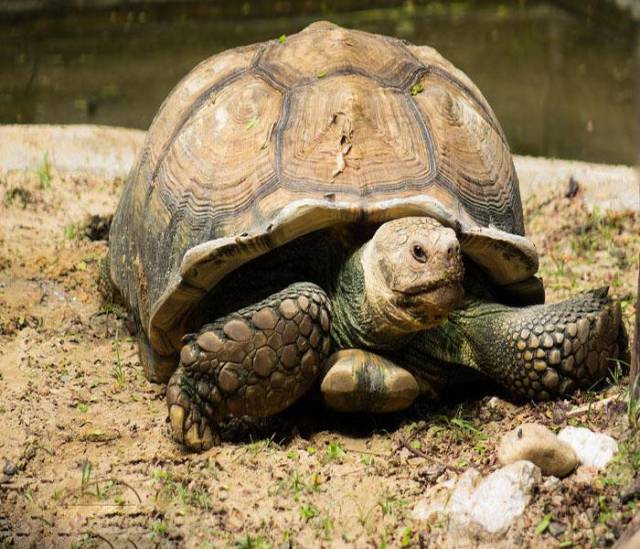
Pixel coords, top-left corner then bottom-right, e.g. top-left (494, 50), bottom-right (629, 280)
top-left (77, 402), bottom-right (88, 413)
top-left (81, 461), bottom-right (92, 489)
top-left (535, 513), bottom-right (551, 534)
top-left (150, 520), bottom-right (167, 537)
top-left (236, 535), bottom-right (270, 549)
top-left (37, 151), bottom-right (52, 189)
top-left (300, 503), bottom-right (318, 520)
top-left (278, 34), bottom-right (287, 44)
top-left (326, 441), bottom-right (345, 461)
top-left (400, 526), bottom-right (413, 547)
top-left (360, 453), bottom-right (374, 466)
top-left (410, 83), bottom-right (424, 96)
top-left (64, 223), bottom-right (77, 240)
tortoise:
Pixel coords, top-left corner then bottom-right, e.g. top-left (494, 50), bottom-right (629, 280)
top-left (108, 21), bottom-right (626, 450)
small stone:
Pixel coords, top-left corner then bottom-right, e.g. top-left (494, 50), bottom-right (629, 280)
top-left (541, 476), bottom-right (561, 491)
top-left (223, 319), bottom-right (252, 342)
top-left (516, 340), bottom-right (526, 351)
top-left (3, 460), bottom-right (17, 476)
top-left (557, 426), bottom-right (618, 469)
top-left (297, 295), bottom-right (309, 311)
top-left (528, 335), bottom-right (540, 349)
top-left (566, 323), bottom-right (577, 337)
top-left (498, 423), bottom-right (578, 477)
top-left (523, 350), bottom-right (533, 361)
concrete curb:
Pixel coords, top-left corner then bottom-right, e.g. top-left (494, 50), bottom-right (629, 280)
top-left (1, 124), bottom-right (638, 211)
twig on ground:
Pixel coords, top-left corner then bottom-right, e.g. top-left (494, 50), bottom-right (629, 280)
top-left (398, 435), bottom-right (464, 474)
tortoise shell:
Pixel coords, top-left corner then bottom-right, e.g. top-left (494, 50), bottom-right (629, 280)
top-left (108, 21), bottom-right (538, 380)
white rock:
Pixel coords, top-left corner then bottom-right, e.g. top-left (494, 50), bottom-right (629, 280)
top-left (557, 426), bottom-right (618, 469)
top-left (412, 461), bottom-right (541, 536)
top-left (469, 461), bottom-right (541, 534)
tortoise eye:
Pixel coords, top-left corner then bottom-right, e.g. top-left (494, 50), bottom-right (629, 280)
top-left (411, 244), bottom-right (427, 263)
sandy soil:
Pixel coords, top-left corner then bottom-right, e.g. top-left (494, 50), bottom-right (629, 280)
top-left (0, 163), bottom-right (638, 548)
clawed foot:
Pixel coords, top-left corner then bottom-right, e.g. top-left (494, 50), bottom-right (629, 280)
top-left (167, 369), bottom-right (219, 451)
top-left (500, 288), bottom-right (626, 400)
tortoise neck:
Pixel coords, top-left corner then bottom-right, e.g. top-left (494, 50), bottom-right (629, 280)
top-left (329, 246), bottom-right (413, 350)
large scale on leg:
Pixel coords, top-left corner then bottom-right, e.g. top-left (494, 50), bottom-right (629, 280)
top-left (107, 21), bottom-right (628, 450)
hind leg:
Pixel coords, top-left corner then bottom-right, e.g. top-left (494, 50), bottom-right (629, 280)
top-left (167, 282), bottom-right (332, 450)
top-left (320, 349), bottom-right (439, 412)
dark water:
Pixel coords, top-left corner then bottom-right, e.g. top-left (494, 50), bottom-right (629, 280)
top-left (1, 1), bottom-right (638, 164)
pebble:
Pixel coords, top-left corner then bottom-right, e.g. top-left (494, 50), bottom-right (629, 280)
top-left (557, 426), bottom-right (618, 469)
top-left (3, 460), bottom-right (17, 476)
top-left (413, 461), bottom-right (541, 536)
top-left (497, 423), bottom-right (577, 477)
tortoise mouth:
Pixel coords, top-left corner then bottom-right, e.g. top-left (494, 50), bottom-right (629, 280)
top-left (390, 267), bottom-right (464, 296)
top-left (394, 279), bottom-right (465, 327)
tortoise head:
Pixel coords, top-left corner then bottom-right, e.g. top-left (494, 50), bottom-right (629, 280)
top-left (360, 216), bottom-right (464, 336)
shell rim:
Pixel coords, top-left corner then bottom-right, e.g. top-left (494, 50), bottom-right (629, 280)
top-left (147, 198), bottom-right (538, 357)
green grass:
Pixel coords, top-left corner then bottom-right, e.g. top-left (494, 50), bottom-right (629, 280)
top-left (37, 151), bottom-right (52, 189)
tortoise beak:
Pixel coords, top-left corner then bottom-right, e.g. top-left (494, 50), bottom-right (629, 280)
top-left (396, 279), bottom-right (464, 327)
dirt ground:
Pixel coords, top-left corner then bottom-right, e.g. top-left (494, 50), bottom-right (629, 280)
top-left (0, 164), bottom-right (638, 548)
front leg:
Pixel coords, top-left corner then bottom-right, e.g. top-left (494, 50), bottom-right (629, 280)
top-left (167, 282), bottom-right (332, 451)
top-left (397, 288), bottom-right (628, 401)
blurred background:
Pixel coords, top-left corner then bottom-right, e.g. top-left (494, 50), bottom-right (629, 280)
top-left (0, 0), bottom-right (638, 165)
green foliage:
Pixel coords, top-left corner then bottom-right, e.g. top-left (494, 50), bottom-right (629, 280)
top-left (37, 151), bottom-right (52, 189)
top-left (535, 513), bottom-right (551, 534)
top-left (300, 503), bottom-right (318, 520)
top-left (325, 441), bottom-right (345, 461)
top-left (236, 535), bottom-right (270, 549)
top-left (410, 83), bottom-right (424, 96)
